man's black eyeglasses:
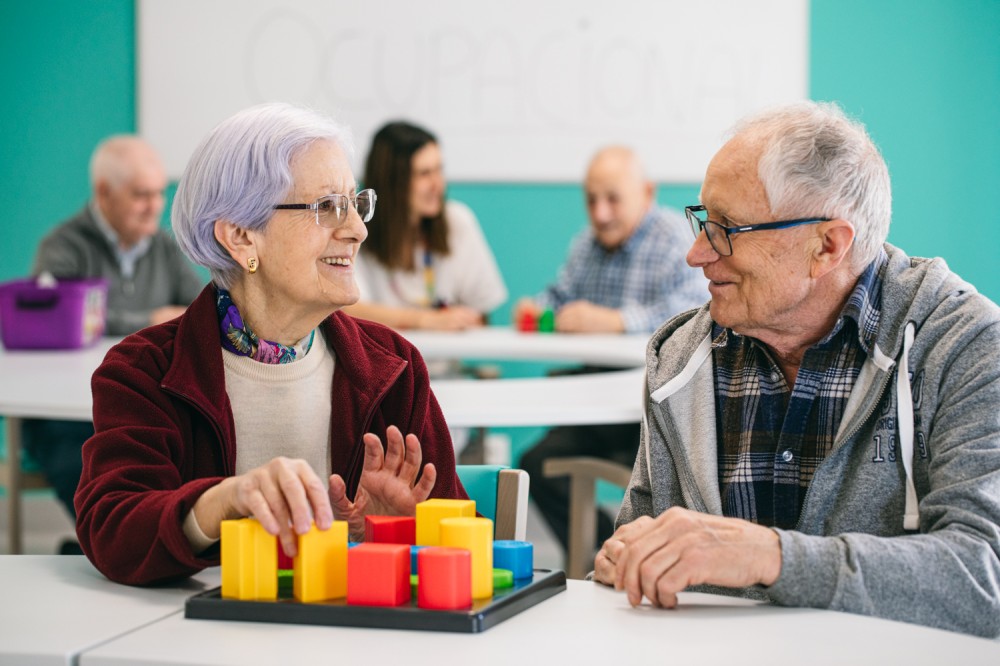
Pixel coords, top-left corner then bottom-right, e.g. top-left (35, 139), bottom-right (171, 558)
top-left (684, 205), bottom-right (831, 256)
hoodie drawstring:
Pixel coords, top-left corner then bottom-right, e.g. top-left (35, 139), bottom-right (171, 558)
top-left (897, 322), bottom-right (919, 530)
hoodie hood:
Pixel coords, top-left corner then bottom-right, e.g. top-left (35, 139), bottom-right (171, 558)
top-left (645, 243), bottom-right (988, 397)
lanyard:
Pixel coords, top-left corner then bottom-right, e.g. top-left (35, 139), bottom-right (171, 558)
top-left (422, 246), bottom-right (437, 308)
top-left (389, 244), bottom-right (445, 309)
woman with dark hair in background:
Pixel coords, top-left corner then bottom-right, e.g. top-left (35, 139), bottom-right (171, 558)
top-left (344, 121), bottom-right (507, 330)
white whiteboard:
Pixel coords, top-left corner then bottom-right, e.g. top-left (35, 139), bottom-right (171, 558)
top-left (138, 0), bottom-right (808, 182)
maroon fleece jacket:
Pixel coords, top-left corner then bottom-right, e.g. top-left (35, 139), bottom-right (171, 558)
top-left (75, 285), bottom-right (467, 585)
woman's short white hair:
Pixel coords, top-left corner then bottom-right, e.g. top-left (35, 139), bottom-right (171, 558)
top-left (171, 102), bottom-right (353, 288)
top-left (732, 100), bottom-right (892, 270)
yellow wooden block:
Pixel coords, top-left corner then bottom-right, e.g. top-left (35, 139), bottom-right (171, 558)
top-left (440, 516), bottom-right (493, 599)
top-left (220, 518), bottom-right (278, 600)
top-left (293, 521), bottom-right (348, 602)
top-left (415, 499), bottom-right (476, 546)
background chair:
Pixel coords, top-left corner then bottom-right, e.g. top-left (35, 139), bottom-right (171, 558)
top-left (1, 417), bottom-right (53, 554)
top-left (542, 457), bottom-right (632, 580)
top-left (455, 464), bottom-right (529, 541)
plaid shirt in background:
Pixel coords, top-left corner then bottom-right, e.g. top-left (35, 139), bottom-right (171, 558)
top-left (712, 250), bottom-right (888, 529)
top-left (534, 207), bottom-right (708, 333)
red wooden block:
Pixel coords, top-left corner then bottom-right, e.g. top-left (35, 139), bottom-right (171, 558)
top-left (277, 542), bottom-right (293, 570)
top-left (517, 309), bottom-right (538, 332)
top-left (347, 543), bottom-right (411, 607)
top-left (364, 515), bottom-right (416, 545)
top-left (417, 547), bottom-right (472, 610)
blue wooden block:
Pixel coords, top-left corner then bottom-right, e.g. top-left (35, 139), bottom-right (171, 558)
top-left (493, 540), bottom-right (533, 580)
top-left (410, 545), bottom-right (427, 573)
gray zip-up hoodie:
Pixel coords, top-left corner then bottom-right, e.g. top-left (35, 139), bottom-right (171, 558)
top-left (619, 244), bottom-right (1000, 637)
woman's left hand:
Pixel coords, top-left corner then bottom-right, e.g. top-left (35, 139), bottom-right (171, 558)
top-left (328, 425), bottom-right (437, 541)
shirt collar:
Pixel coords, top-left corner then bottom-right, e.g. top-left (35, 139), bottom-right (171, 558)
top-left (818, 248), bottom-right (887, 354)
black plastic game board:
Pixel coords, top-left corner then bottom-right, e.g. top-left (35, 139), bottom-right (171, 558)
top-left (185, 569), bottom-right (566, 633)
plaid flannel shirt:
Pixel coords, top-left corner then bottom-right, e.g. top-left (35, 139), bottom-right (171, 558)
top-left (535, 207), bottom-right (708, 333)
top-left (712, 250), bottom-right (888, 528)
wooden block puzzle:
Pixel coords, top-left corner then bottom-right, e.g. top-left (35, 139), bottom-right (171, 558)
top-left (210, 498), bottom-right (556, 631)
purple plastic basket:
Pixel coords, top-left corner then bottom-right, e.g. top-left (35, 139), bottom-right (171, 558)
top-left (0, 277), bottom-right (108, 349)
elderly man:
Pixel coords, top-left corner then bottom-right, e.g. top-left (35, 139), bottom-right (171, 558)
top-left (519, 146), bottom-right (707, 557)
top-left (594, 101), bottom-right (1000, 637)
top-left (25, 135), bottom-right (202, 537)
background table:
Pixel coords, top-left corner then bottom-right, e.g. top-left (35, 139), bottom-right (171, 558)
top-left (401, 327), bottom-right (648, 367)
top-left (0, 340), bottom-right (117, 554)
top-left (0, 555), bottom-right (219, 665)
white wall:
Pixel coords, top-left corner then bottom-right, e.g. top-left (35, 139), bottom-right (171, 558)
top-left (138, 0), bottom-right (807, 181)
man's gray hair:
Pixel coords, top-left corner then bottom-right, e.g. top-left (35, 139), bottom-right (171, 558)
top-left (89, 135), bottom-right (159, 190)
top-left (732, 101), bottom-right (892, 270)
top-left (171, 102), bottom-right (353, 288)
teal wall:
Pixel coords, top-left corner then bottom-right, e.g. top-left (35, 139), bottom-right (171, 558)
top-left (2, 1), bottom-right (998, 317)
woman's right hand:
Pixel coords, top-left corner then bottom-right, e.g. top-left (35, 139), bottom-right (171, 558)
top-left (192, 457), bottom-right (334, 557)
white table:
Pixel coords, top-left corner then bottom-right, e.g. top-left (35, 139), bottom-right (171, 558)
top-left (1, 328), bottom-right (646, 553)
top-left (64, 569), bottom-right (998, 665)
top-left (401, 326), bottom-right (649, 367)
top-left (0, 555), bottom-right (219, 665)
top-left (0, 340), bottom-right (117, 554)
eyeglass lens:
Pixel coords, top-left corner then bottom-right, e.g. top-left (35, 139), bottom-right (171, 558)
top-left (686, 208), bottom-right (732, 256)
top-left (316, 190), bottom-right (376, 226)
top-left (704, 222), bottom-right (731, 256)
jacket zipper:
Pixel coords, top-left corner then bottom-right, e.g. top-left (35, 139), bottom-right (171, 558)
top-left (161, 384), bottom-right (234, 476)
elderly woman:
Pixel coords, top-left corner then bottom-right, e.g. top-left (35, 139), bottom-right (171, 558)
top-left (75, 103), bottom-right (467, 585)
top-left (343, 121), bottom-right (507, 330)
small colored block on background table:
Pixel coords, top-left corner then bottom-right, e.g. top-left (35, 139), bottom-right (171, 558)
top-left (347, 543), bottom-right (411, 607)
top-left (493, 540), bottom-right (533, 580)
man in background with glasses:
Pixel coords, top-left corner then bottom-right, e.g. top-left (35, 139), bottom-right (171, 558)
top-left (25, 136), bottom-right (202, 549)
top-left (593, 101), bottom-right (1000, 638)
top-left (519, 145), bottom-right (708, 564)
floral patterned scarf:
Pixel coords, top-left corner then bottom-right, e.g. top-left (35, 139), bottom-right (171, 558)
top-left (216, 288), bottom-right (314, 364)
